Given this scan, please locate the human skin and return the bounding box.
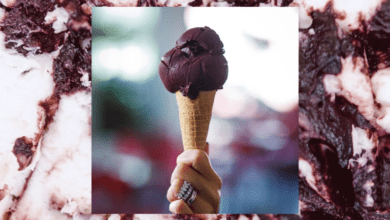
[167,143,222,214]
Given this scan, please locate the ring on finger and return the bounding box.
[177,180,197,206]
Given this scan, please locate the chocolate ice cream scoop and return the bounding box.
[158,26,228,100]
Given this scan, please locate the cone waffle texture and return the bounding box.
[176,90,216,151]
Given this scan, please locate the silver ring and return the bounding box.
[187,188,197,205]
[177,180,197,206]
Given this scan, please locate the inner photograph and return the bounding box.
[91,7,298,214]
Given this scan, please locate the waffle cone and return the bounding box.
[176,90,216,151]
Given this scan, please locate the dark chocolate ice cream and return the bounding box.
[298,1,390,219]
[158,26,228,100]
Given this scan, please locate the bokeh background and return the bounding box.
[92,7,299,214]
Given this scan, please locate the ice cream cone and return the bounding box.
[175,90,216,151]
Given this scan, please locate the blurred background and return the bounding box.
[92,7,298,214]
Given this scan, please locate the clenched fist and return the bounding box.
[167,144,222,214]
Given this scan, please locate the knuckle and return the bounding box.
[172,163,187,181]
[167,182,178,202]
[172,178,181,187]
[170,179,181,200]
[166,189,172,202]
[176,162,188,175]
[176,151,186,164]
[169,201,178,213]
[176,200,188,213]
[170,200,185,214]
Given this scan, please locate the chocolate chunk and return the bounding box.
[227,0,269,7]
[49,194,66,211]
[0,0,65,55]
[366,0,390,72]
[12,137,34,170]
[298,1,390,219]
[309,139,355,207]
[120,214,134,220]
[280,0,293,7]
[53,29,91,96]
[137,0,159,6]
[299,5,342,93]
[174,214,205,220]
[188,0,203,6]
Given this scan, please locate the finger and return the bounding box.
[176,149,222,188]
[167,179,217,213]
[189,193,216,214]
[170,163,220,208]
[169,199,193,214]
[167,178,183,202]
